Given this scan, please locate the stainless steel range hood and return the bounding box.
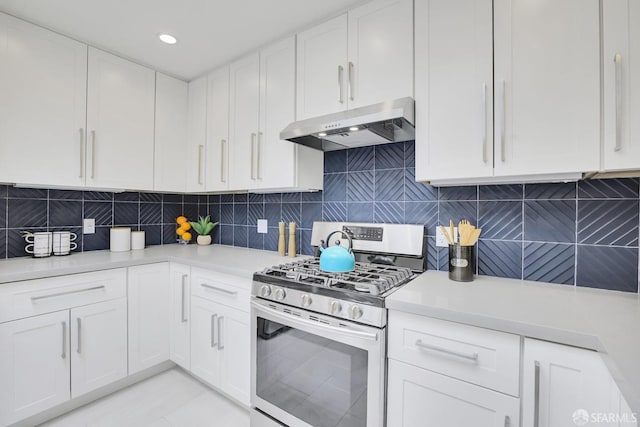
[280,97,415,151]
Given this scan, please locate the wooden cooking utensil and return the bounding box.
[439,226,453,245]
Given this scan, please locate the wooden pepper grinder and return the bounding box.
[278,222,286,256]
[288,222,297,257]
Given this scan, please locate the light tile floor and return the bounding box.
[39,368,250,427]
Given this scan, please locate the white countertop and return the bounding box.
[0,244,305,284]
[386,271,640,414]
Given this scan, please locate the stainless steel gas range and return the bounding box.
[250,222,426,427]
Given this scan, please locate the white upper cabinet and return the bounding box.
[347,0,414,109]
[186,76,208,192]
[228,52,261,190]
[297,0,413,119]
[86,47,156,190]
[414,0,493,182]
[154,73,188,193]
[296,14,348,120]
[0,12,87,188]
[603,0,640,171]
[206,66,231,191]
[493,0,600,176]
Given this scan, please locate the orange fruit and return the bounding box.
[176,216,187,225]
[180,222,191,231]
[182,232,192,241]
[176,228,185,236]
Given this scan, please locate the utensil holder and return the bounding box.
[448,244,475,282]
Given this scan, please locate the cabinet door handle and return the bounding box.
[220,139,227,183]
[500,80,506,162]
[61,321,67,359]
[201,283,238,295]
[348,62,354,102]
[257,132,263,180]
[210,314,217,348]
[217,316,224,350]
[31,285,106,301]
[250,133,257,180]
[338,65,344,104]
[76,317,82,354]
[415,339,479,363]
[90,130,96,179]
[198,144,204,185]
[614,53,622,152]
[481,83,487,163]
[79,129,84,178]
[181,274,188,323]
[534,360,541,427]
[504,415,510,427]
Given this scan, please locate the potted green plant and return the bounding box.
[189,215,219,246]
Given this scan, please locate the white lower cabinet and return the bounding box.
[169,263,191,370]
[0,310,71,426]
[387,359,519,427]
[128,263,170,375]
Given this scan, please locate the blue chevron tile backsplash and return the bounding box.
[1,141,639,293]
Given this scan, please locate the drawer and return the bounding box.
[190,267,250,312]
[388,311,521,396]
[0,269,127,323]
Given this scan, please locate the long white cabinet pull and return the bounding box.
[181,274,188,323]
[614,53,622,152]
[197,144,204,185]
[76,317,82,354]
[500,80,506,162]
[481,83,487,163]
[201,283,238,296]
[338,65,344,104]
[414,339,479,363]
[534,360,541,427]
[348,62,354,102]
[79,128,84,178]
[31,285,106,302]
[504,415,510,427]
[61,321,67,359]
[90,130,96,179]
[221,139,227,183]
[257,132,263,180]
[250,133,257,180]
[210,314,217,348]
[217,316,224,350]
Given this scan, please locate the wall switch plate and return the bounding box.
[257,219,268,234]
[435,226,457,247]
[83,218,95,234]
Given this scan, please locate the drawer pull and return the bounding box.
[61,321,67,359]
[76,317,82,354]
[201,283,238,296]
[31,285,106,302]
[181,274,188,323]
[211,314,217,348]
[534,361,541,427]
[504,415,510,427]
[415,339,479,363]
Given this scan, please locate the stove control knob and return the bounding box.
[301,294,312,307]
[349,304,364,320]
[259,285,272,298]
[329,300,342,315]
[274,288,286,301]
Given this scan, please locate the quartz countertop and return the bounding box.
[386,271,640,414]
[0,244,306,284]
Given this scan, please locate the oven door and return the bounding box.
[251,298,385,427]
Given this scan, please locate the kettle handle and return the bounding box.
[325,230,353,252]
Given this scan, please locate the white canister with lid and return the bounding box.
[131,231,145,250]
[110,227,131,252]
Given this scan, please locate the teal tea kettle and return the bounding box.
[319,230,356,273]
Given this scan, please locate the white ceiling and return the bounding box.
[0,0,365,81]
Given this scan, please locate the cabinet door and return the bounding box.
[0,311,70,426]
[493,0,600,176]
[0,12,87,188]
[387,359,519,427]
[206,66,230,191]
[603,0,640,171]
[187,76,208,192]
[86,47,155,190]
[522,339,616,427]
[70,299,127,398]
[127,263,170,375]
[229,53,260,190]
[296,14,348,120]
[414,0,493,181]
[154,73,188,193]
[347,0,414,109]
[169,263,191,370]
[190,296,222,387]
[258,36,297,189]
[218,303,250,406]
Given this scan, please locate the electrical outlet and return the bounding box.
[435,226,457,247]
[257,219,268,234]
[83,218,95,234]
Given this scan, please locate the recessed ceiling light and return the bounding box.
[349,127,359,131]
[318,132,327,137]
[158,34,177,45]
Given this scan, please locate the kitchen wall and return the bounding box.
[1,141,638,293]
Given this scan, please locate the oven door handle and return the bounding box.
[252,301,379,342]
